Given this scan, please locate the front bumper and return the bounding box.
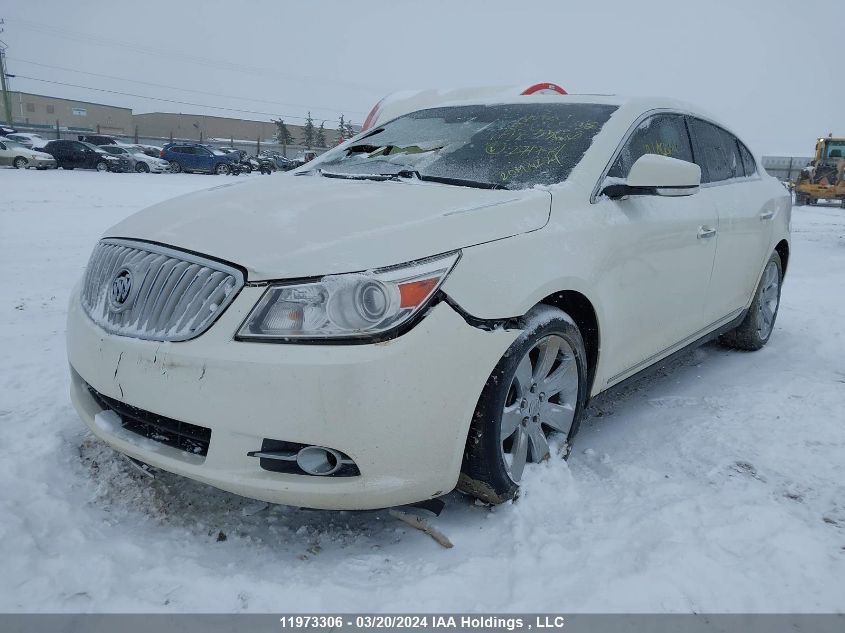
[67,285,518,509]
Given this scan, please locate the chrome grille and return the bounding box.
[80,238,244,342]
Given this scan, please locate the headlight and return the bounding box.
[237,251,460,341]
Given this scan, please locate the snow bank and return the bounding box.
[0,171,843,612]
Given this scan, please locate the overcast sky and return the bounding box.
[1,0,839,155]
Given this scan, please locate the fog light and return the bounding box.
[296,446,343,476]
[247,439,360,477]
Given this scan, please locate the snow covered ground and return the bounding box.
[1,169,843,613]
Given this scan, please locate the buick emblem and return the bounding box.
[108,268,134,312]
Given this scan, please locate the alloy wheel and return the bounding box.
[756,260,780,339]
[501,335,579,482]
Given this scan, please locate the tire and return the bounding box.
[459,306,588,504]
[135,162,150,173]
[13,157,28,169]
[95,161,109,172]
[169,161,182,174]
[719,253,783,351]
[241,163,252,174]
[214,162,231,175]
[61,164,74,170]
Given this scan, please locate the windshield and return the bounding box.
[3,139,28,150]
[308,102,617,189]
[81,142,106,153]
[823,140,845,160]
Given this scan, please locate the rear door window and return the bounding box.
[738,142,757,176]
[717,128,744,179]
[688,118,733,183]
[607,114,694,178]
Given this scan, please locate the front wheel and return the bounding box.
[95,161,109,172]
[719,253,783,351]
[459,306,588,504]
[13,157,28,169]
[214,163,231,175]
[135,162,150,173]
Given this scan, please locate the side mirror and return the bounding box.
[603,154,701,199]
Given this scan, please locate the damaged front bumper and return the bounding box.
[66,283,518,510]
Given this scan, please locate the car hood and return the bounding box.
[103,175,551,280]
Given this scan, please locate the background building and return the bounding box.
[3,91,348,150]
[5,91,133,134]
[131,112,339,146]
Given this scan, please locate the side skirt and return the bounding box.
[590,309,747,406]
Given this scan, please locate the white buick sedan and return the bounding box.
[67,94,791,509]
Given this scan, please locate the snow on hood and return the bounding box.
[103,174,551,280]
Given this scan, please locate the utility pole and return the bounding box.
[0,19,14,127]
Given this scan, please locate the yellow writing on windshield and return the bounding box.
[483,115,599,182]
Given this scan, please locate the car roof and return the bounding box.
[409,93,701,114]
[369,93,742,147]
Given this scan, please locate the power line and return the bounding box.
[12,74,321,122]
[7,57,364,118]
[5,16,379,94]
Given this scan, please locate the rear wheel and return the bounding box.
[719,253,782,351]
[13,157,28,169]
[169,161,182,174]
[459,306,588,504]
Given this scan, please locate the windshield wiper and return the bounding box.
[395,170,508,190]
[305,168,508,190]
[314,170,396,182]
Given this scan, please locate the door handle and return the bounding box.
[697,226,717,239]
[759,209,775,221]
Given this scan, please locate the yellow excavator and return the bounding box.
[794,134,845,207]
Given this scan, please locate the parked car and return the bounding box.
[5,132,48,149]
[66,95,790,510]
[0,138,57,169]
[42,140,128,172]
[291,150,318,167]
[160,143,239,174]
[134,144,164,158]
[261,152,297,171]
[79,134,119,146]
[99,145,170,173]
